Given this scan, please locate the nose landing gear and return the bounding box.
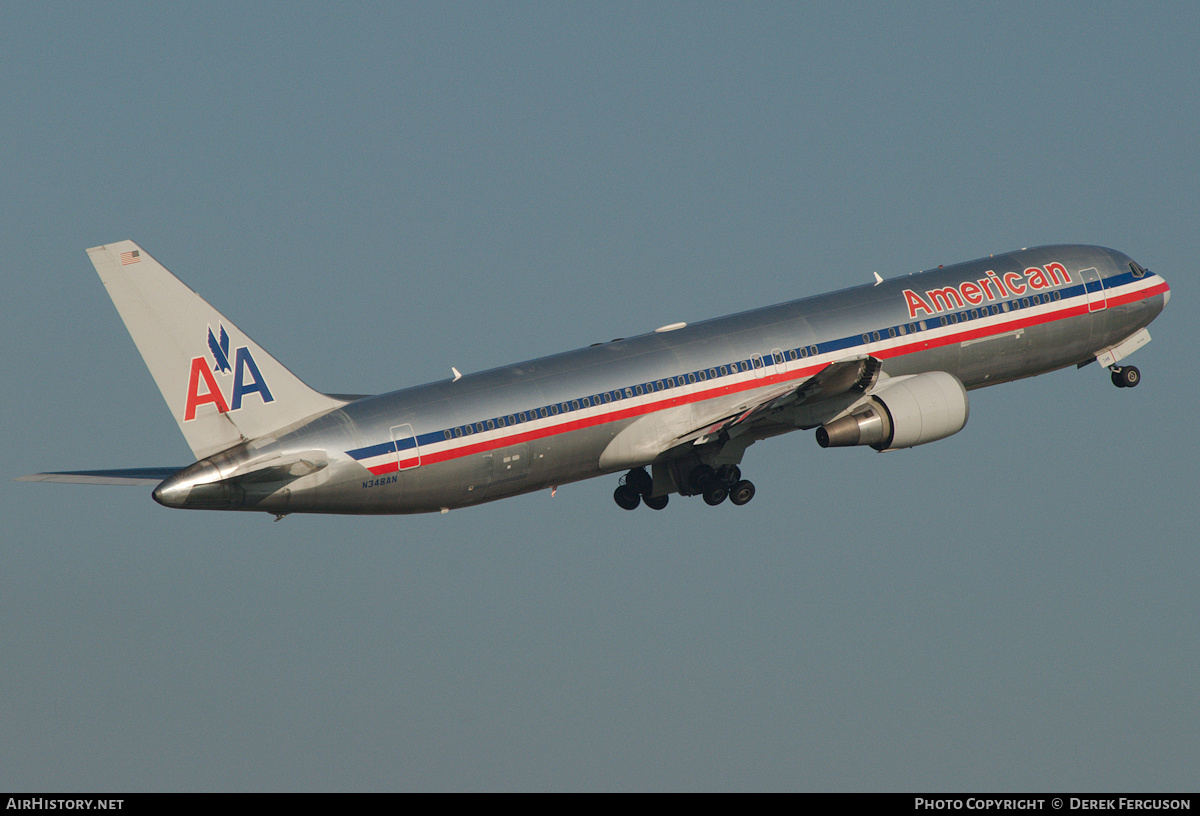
[1110,365,1141,388]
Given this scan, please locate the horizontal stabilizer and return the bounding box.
[16,467,184,486]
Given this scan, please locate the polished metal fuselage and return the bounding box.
[169,244,1168,515]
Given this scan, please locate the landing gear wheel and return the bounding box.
[729,480,756,506]
[1111,365,1140,388]
[614,484,641,510]
[643,494,669,510]
[702,482,728,506]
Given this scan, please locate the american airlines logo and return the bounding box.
[902,262,1072,320]
[182,324,274,421]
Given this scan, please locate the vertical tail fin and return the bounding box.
[87,241,346,460]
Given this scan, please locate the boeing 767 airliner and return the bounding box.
[20,241,1169,515]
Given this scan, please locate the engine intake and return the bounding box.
[816,371,969,451]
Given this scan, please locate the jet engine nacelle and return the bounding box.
[815,371,969,451]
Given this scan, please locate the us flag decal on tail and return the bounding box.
[120,249,141,265]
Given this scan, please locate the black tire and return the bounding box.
[643,494,669,510]
[702,483,728,506]
[614,484,641,510]
[729,480,756,506]
[1121,366,1140,388]
[1112,369,1126,388]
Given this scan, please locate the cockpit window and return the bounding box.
[1130,261,1147,278]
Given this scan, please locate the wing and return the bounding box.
[672,355,882,447]
[16,467,184,486]
[598,355,882,471]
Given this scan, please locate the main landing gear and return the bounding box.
[613,465,756,510]
[614,467,663,510]
[690,464,756,507]
[1110,365,1141,389]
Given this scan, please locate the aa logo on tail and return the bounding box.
[183,324,274,421]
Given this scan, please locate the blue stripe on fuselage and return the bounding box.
[345,260,1156,466]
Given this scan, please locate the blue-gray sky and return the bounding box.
[2,1,1197,791]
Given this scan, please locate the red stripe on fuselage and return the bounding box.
[362,280,1168,476]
